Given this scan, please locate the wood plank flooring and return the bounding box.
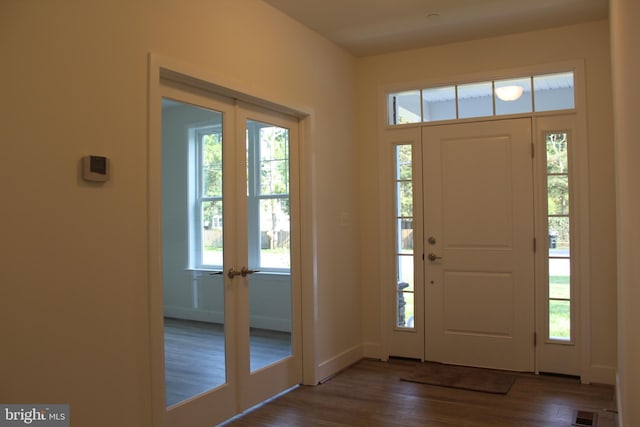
[222,358,617,427]
[164,317,291,406]
[164,318,226,406]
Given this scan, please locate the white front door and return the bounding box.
[155,80,301,426]
[422,118,535,371]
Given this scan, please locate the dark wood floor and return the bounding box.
[164,318,291,406]
[222,358,617,427]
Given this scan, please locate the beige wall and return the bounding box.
[0,2,153,426]
[0,1,359,426]
[356,20,617,382]
[0,0,625,424]
[610,0,640,425]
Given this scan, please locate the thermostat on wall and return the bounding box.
[83,155,110,182]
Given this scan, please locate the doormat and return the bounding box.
[401,362,515,394]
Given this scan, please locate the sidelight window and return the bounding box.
[394,144,415,329]
[545,131,572,341]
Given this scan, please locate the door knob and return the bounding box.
[227,267,260,278]
[228,268,242,279]
[427,253,443,261]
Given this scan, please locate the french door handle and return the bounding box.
[227,267,260,278]
[228,268,242,279]
[241,267,260,277]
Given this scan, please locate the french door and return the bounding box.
[155,79,301,426]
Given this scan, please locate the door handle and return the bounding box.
[241,267,260,277]
[427,253,443,261]
[228,268,242,279]
[227,267,260,278]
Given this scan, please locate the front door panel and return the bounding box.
[423,118,535,371]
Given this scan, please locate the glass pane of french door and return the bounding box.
[245,119,293,372]
[162,98,227,406]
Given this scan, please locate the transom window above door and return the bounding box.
[388,71,574,125]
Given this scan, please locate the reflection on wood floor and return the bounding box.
[222,358,618,427]
[164,317,291,406]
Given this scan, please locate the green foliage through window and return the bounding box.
[394,144,415,329]
[546,132,571,342]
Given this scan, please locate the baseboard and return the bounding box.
[586,364,617,385]
[164,306,223,323]
[249,314,291,332]
[316,344,363,383]
[163,307,291,331]
[616,373,624,427]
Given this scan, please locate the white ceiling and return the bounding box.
[262,0,609,56]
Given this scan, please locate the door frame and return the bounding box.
[147,53,315,426]
[378,60,592,382]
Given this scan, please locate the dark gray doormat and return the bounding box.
[401,362,516,394]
